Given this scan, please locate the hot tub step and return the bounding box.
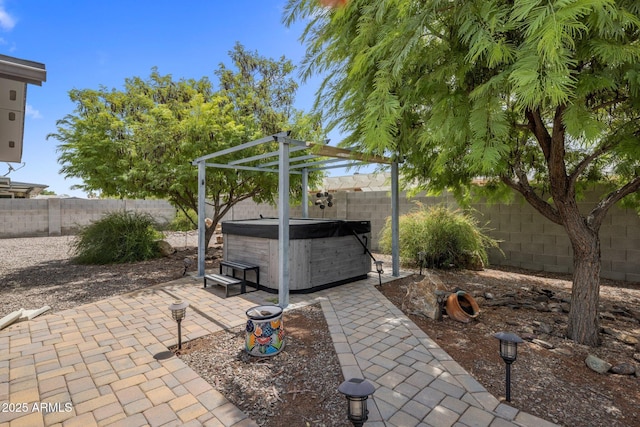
[204,273,242,298]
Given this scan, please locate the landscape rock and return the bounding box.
[547,303,563,312]
[533,321,553,334]
[610,363,635,376]
[157,240,175,256]
[601,312,616,321]
[532,338,554,349]
[633,353,640,363]
[551,347,573,357]
[585,354,612,374]
[403,272,448,320]
[602,327,639,346]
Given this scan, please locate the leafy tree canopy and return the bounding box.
[49,43,324,247]
[286,0,640,346]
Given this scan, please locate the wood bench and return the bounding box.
[203,273,243,298]
[219,260,260,294]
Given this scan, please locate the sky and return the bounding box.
[1,0,363,197]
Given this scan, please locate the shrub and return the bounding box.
[168,208,197,231]
[72,210,163,264]
[378,204,500,269]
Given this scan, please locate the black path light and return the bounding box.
[374,260,384,286]
[493,331,524,402]
[418,251,426,275]
[169,300,189,350]
[338,378,375,427]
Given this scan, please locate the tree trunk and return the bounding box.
[204,222,216,253]
[566,225,602,346]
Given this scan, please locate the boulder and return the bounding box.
[157,240,175,256]
[585,354,612,374]
[610,363,635,376]
[403,271,449,320]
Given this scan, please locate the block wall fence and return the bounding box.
[226,190,640,282]
[1,190,638,281]
[0,198,176,238]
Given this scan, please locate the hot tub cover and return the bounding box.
[222,218,371,239]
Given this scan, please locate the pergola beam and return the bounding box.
[194,132,400,309]
[306,142,392,164]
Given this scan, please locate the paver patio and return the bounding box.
[0,273,557,426]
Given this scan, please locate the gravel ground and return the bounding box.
[0,233,347,426]
[0,231,206,315]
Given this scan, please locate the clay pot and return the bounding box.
[446,291,480,323]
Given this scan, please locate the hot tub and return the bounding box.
[222,218,372,293]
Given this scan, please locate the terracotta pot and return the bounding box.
[446,291,480,323]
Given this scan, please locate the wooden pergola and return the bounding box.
[192,131,401,308]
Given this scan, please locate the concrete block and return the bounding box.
[544,263,570,274]
[510,251,533,263]
[521,242,544,255]
[535,254,558,266]
[612,260,640,275]
[601,249,627,263]
[543,243,570,257]
[519,261,544,271]
[601,224,627,238]
[601,270,626,281]
[625,249,640,265]
[624,272,640,282]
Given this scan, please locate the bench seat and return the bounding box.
[204,273,242,297]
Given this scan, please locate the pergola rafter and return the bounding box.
[192,131,401,308]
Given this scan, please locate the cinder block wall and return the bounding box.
[0,199,49,237]
[2,191,638,281]
[225,190,639,282]
[0,198,176,238]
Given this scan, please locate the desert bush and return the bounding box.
[72,210,163,264]
[169,208,197,231]
[378,204,500,269]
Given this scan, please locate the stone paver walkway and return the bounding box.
[0,273,557,426]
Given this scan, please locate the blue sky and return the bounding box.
[1,0,357,197]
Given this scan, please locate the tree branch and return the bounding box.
[568,141,614,193]
[501,175,562,225]
[549,105,569,197]
[589,95,628,113]
[526,108,552,160]
[589,176,640,229]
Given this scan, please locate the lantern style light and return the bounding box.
[374,260,384,286]
[169,300,189,350]
[338,378,375,427]
[418,251,426,275]
[493,331,523,402]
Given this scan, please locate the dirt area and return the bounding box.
[175,304,349,427]
[377,268,640,427]
[1,234,639,426]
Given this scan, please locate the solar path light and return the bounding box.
[338,378,375,427]
[493,331,524,402]
[169,300,189,350]
[374,260,384,286]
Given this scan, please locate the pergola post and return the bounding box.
[391,161,400,277]
[278,136,290,308]
[302,167,309,219]
[197,161,206,277]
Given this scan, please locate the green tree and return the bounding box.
[286,0,640,346]
[49,43,324,250]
